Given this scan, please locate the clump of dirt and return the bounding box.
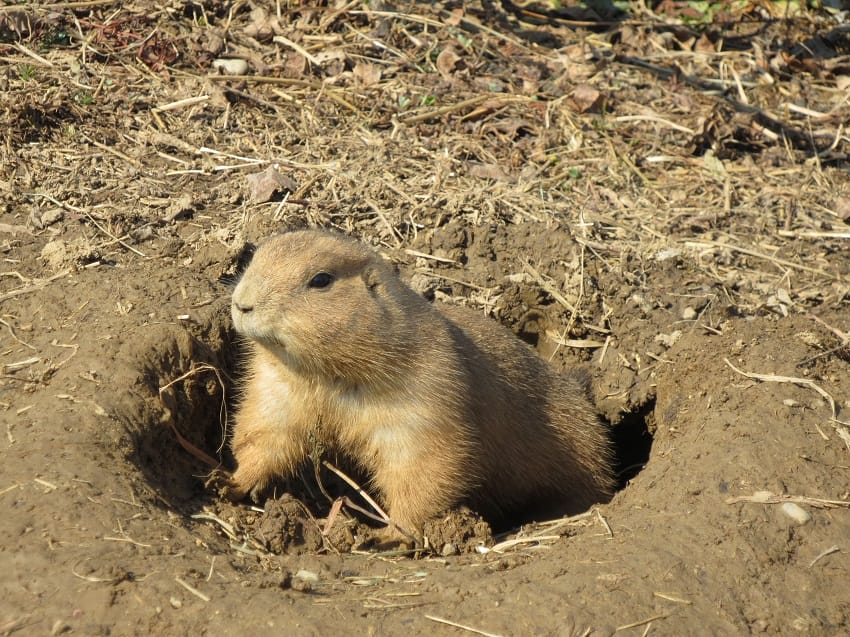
[423,508,494,556]
[255,494,366,555]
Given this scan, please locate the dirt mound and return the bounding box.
[2,0,849,634]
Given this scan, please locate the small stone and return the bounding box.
[655,330,682,348]
[212,58,249,75]
[681,307,697,321]
[293,569,319,583]
[169,597,182,609]
[781,502,811,525]
[441,542,459,557]
[40,240,68,270]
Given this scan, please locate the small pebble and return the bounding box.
[212,58,249,75]
[170,597,182,609]
[292,569,318,593]
[681,306,697,321]
[781,502,811,525]
[441,542,459,557]
[293,569,319,583]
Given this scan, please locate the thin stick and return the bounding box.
[397,95,494,125]
[425,615,504,637]
[726,492,850,509]
[159,363,228,456]
[405,249,457,264]
[615,613,669,632]
[103,535,152,548]
[13,43,54,67]
[685,240,837,280]
[81,135,142,170]
[152,95,210,113]
[0,269,71,303]
[808,546,840,568]
[416,270,492,292]
[0,484,22,497]
[25,0,118,8]
[0,318,37,351]
[524,262,577,313]
[321,460,414,542]
[614,115,695,135]
[321,460,389,521]
[175,576,210,602]
[653,592,692,605]
[723,358,845,425]
[273,35,322,66]
[487,535,560,553]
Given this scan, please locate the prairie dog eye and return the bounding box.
[308,272,334,289]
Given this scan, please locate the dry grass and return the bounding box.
[1,1,846,332]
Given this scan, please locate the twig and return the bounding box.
[0,318,37,351]
[321,460,415,542]
[808,546,840,568]
[653,592,692,605]
[685,240,838,280]
[524,262,577,313]
[159,363,228,457]
[723,358,846,425]
[273,35,322,66]
[397,95,494,125]
[12,43,53,67]
[405,249,457,264]
[614,54,822,152]
[152,95,210,113]
[425,615,504,637]
[614,115,695,135]
[615,613,669,632]
[26,0,119,8]
[191,512,238,540]
[486,535,560,553]
[175,576,210,602]
[726,491,850,509]
[0,269,71,303]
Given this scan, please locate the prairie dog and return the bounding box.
[226,229,615,538]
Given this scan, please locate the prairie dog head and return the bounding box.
[232,230,420,383]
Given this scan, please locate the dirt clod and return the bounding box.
[423,507,494,555]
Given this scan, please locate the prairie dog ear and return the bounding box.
[362,265,381,290]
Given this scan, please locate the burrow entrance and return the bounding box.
[124,312,654,556]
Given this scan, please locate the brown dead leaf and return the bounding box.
[314,48,346,77]
[834,196,850,223]
[164,193,194,222]
[436,47,462,78]
[694,33,716,53]
[244,6,282,42]
[283,53,308,78]
[467,162,514,182]
[567,83,604,114]
[247,165,298,204]
[444,8,464,26]
[353,62,382,87]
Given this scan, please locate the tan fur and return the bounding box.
[226,229,615,538]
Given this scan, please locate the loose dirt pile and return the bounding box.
[1,1,848,635]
